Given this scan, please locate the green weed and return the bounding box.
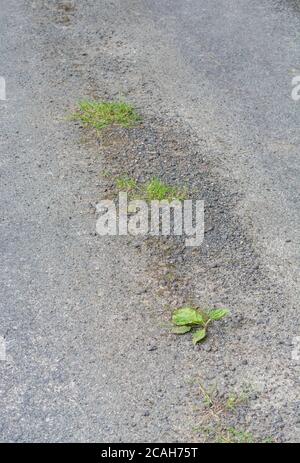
[115,176,137,192]
[171,306,229,345]
[114,176,188,202]
[72,101,141,130]
[145,178,187,201]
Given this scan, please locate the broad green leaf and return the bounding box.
[172,307,204,326]
[192,328,207,345]
[171,325,192,335]
[208,309,229,321]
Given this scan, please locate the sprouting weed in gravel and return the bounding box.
[198,382,215,408]
[171,306,229,345]
[101,170,114,179]
[225,392,248,411]
[194,380,272,443]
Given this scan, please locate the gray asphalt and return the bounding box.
[144,0,300,307]
[0,0,299,443]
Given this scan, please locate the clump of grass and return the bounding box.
[114,176,188,202]
[193,379,273,443]
[197,424,272,444]
[116,176,137,193]
[145,178,187,201]
[219,427,274,443]
[72,101,141,130]
[193,383,274,444]
[218,427,255,444]
[198,382,248,413]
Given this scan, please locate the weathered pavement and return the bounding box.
[0,0,299,442]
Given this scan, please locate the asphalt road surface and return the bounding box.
[0,0,299,442]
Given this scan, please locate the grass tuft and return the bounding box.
[218,427,255,444]
[72,101,141,130]
[145,178,187,202]
[115,176,137,192]
[114,176,188,202]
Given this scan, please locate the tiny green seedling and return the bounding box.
[225,391,248,411]
[72,101,141,131]
[101,170,113,179]
[171,306,229,345]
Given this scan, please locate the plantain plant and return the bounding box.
[171,306,229,345]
